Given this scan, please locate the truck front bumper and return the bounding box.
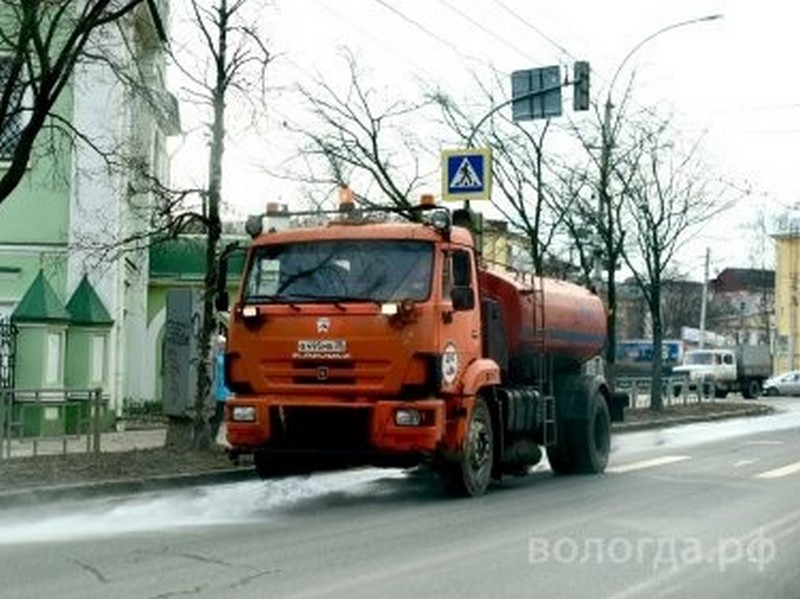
[226,397,447,456]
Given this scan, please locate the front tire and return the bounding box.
[443,397,494,497]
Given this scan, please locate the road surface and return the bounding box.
[2,398,800,599]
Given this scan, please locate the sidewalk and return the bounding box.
[0,425,252,507]
[1,427,167,459]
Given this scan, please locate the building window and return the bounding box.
[91,335,106,384]
[0,56,23,161]
[45,331,63,386]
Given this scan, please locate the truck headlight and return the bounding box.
[395,408,422,427]
[231,406,256,422]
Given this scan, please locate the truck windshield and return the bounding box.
[243,240,434,303]
[684,352,714,365]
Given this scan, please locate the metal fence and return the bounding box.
[0,317,17,390]
[0,388,108,460]
[616,375,713,409]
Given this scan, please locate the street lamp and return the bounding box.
[595,14,722,381]
[595,13,723,285]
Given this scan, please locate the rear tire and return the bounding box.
[742,379,761,400]
[442,397,494,497]
[546,439,573,474]
[572,392,611,473]
[547,391,610,475]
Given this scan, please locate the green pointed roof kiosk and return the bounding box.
[65,275,114,435]
[10,271,71,437]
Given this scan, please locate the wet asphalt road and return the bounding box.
[2,398,800,599]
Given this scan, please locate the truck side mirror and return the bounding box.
[215,290,230,312]
[451,285,475,311]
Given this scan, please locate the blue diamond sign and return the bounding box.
[441,148,492,202]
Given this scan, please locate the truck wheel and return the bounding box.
[545,439,574,474]
[742,379,761,400]
[547,390,610,475]
[571,391,611,474]
[443,397,494,497]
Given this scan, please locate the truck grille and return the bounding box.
[291,359,356,385]
[259,358,391,388]
[269,406,372,451]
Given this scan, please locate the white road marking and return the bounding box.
[607,455,691,473]
[734,459,758,468]
[743,440,784,446]
[755,460,800,479]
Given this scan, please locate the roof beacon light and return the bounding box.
[263,202,290,233]
[266,202,284,215]
[339,186,355,212]
[419,193,436,208]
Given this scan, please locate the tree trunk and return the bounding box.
[189,0,228,451]
[650,282,665,412]
[165,417,195,452]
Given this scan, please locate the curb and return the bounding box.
[0,467,258,509]
[613,404,774,433]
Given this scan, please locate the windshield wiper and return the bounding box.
[245,293,382,308]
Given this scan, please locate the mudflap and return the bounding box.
[609,390,629,422]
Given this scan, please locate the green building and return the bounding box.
[0,1,179,422]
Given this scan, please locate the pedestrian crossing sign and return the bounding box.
[441,148,492,201]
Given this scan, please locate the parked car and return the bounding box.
[763,370,800,396]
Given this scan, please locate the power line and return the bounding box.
[370,0,466,58]
[433,0,539,65]
[370,0,511,77]
[490,0,575,60]
[311,0,442,83]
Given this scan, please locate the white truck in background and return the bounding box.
[672,346,772,399]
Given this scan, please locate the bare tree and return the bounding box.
[0,0,157,206]
[618,117,733,410]
[660,277,703,339]
[285,52,435,216]
[563,91,645,382]
[164,0,272,450]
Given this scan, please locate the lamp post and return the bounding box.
[595,14,722,379]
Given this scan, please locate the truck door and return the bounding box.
[438,247,481,393]
[720,351,737,382]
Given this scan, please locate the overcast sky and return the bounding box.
[170,0,800,277]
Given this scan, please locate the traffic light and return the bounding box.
[573,61,590,111]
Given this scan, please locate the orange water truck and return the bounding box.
[216,193,627,496]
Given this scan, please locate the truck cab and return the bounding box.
[673,347,770,399]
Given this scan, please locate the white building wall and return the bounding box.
[67,7,170,410]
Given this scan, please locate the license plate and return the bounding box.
[297,339,347,353]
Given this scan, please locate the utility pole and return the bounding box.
[699,247,710,348]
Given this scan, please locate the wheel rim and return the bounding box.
[468,417,491,472]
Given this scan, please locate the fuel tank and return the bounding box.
[478,269,606,370]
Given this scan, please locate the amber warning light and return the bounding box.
[339,186,355,212]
